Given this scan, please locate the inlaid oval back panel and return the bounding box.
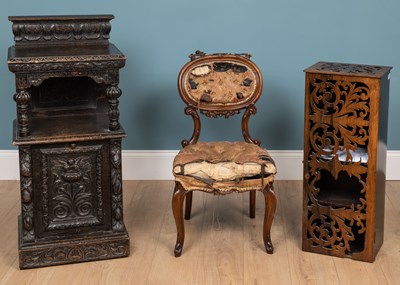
[178,53,263,112]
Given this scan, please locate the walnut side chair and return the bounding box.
[172,51,277,257]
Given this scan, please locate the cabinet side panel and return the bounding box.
[374,73,390,256]
[302,72,313,251]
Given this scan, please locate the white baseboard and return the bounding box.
[1,150,400,180]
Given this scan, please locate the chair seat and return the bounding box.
[173,141,276,192]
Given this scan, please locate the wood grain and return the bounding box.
[0,180,399,285]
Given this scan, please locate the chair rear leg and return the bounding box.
[249,191,256,218]
[185,191,193,220]
[172,182,187,257]
[261,183,277,254]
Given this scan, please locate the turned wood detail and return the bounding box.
[14,89,31,137]
[106,84,122,131]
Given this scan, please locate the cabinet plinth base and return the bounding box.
[18,220,130,269]
[301,243,376,263]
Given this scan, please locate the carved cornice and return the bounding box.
[8,54,126,64]
[9,15,114,47]
[15,69,120,89]
[8,56,126,73]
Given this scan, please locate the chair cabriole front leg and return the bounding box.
[172,182,188,257]
[261,183,277,254]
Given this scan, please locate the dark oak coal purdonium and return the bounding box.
[302,62,392,262]
[8,15,130,269]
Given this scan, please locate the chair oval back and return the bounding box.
[178,52,263,116]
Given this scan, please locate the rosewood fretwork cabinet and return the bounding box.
[302,62,392,262]
[7,15,130,269]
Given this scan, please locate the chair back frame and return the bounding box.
[177,51,264,147]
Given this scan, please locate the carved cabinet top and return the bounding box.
[305,61,392,78]
[9,15,114,47]
[7,15,126,73]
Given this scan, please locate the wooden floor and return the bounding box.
[0,180,399,285]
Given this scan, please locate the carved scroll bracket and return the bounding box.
[181,106,201,147]
[242,105,261,146]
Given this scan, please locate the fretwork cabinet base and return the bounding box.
[302,62,392,262]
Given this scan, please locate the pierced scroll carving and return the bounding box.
[200,109,241,118]
[308,79,370,161]
[304,78,370,255]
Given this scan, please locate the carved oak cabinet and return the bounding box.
[302,62,392,262]
[7,15,130,269]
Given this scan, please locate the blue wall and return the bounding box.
[1,0,399,150]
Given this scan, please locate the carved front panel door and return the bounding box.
[32,141,111,239]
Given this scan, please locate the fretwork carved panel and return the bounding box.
[302,62,392,262]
